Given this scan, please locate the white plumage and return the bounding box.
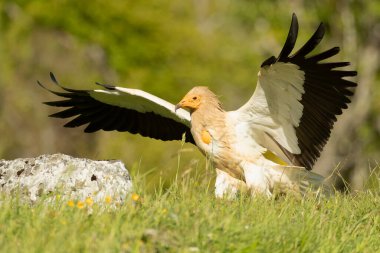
[237,62,305,155]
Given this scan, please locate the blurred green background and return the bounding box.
[1,0,379,191]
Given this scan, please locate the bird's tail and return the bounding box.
[270,166,333,197]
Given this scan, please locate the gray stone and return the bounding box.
[0,154,132,205]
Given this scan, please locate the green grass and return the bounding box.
[0,172,379,253]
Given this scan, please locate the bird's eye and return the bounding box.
[192,96,197,100]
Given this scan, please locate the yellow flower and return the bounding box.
[67,200,75,207]
[77,201,85,209]
[162,208,168,215]
[85,197,94,206]
[105,196,112,204]
[131,193,140,202]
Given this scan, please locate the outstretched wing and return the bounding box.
[38,73,195,144]
[236,13,357,170]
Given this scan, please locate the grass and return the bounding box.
[0,171,379,253]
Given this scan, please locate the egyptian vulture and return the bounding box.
[38,14,357,197]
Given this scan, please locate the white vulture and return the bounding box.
[38,14,357,198]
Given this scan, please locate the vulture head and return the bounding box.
[175,86,222,113]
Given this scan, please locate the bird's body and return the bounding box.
[38,14,357,198]
[180,88,243,179]
[178,86,325,197]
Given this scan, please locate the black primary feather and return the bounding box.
[261,13,357,170]
[38,74,195,144]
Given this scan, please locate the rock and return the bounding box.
[0,154,132,205]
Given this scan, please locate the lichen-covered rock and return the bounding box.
[0,154,132,205]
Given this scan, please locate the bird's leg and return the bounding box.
[214,168,248,199]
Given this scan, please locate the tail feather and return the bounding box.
[270,166,333,197]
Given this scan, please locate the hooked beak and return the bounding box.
[175,102,183,112]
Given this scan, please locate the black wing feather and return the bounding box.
[38,75,195,144]
[277,13,299,62]
[262,13,357,170]
[292,22,325,59]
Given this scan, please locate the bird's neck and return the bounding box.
[190,103,226,128]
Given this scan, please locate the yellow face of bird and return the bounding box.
[175,87,204,112]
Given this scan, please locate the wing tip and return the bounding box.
[277,13,299,61]
[49,72,58,85]
[291,21,326,59]
[37,80,47,90]
[260,14,299,67]
[37,72,63,91]
[291,13,298,26]
[307,46,341,62]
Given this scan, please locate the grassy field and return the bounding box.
[0,172,379,253]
